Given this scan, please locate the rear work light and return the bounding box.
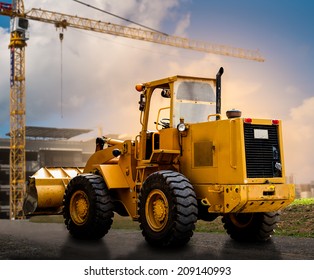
[244,118,252,124]
[272,119,280,125]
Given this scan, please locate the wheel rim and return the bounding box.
[229,213,254,228]
[69,190,89,225]
[145,189,169,232]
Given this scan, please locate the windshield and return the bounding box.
[173,80,216,126]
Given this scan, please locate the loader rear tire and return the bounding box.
[222,212,280,242]
[139,170,198,247]
[63,174,114,240]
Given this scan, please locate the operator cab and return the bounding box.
[136,73,219,162]
[173,78,216,126]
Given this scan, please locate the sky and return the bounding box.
[0,0,314,184]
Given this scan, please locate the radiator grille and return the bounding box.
[244,124,281,178]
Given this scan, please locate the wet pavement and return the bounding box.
[0,219,314,260]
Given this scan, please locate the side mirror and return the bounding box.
[161,89,171,98]
[139,93,145,111]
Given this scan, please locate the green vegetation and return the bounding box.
[275,198,314,238]
[291,198,314,206]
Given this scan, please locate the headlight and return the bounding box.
[177,123,186,132]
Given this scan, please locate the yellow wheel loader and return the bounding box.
[23,67,295,246]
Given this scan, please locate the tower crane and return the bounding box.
[0,0,264,219]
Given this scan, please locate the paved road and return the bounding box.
[0,219,313,260]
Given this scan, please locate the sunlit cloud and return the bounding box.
[283,97,314,183]
[1,0,313,184]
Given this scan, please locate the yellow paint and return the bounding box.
[99,165,129,189]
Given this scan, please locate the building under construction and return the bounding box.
[0,126,96,219]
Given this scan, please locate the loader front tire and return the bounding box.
[63,174,114,240]
[222,212,280,242]
[139,170,198,247]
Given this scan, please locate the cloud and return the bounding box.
[3,0,290,139]
[290,97,314,125]
[0,27,10,129]
[223,78,262,117]
[174,13,191,37]
[284,97,314,183]
[1,1,312,184]
[11,0,191,137]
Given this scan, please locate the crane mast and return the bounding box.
[9,0,27,219]
[0,1,264,220]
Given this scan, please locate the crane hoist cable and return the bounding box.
[72,0,168,36]
[59,32,64,118]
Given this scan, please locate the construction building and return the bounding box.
[0,126,97,219]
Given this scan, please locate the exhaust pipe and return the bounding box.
[216,67,224,118]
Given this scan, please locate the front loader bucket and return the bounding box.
[23,167,83,215]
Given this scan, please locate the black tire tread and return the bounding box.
[222,211,280,242]
[139,170,198,247]
[63,174,114,240]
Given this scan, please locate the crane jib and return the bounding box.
[0,5,265,61]
[20,8,264,62]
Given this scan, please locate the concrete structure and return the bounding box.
[0,126,98,219]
